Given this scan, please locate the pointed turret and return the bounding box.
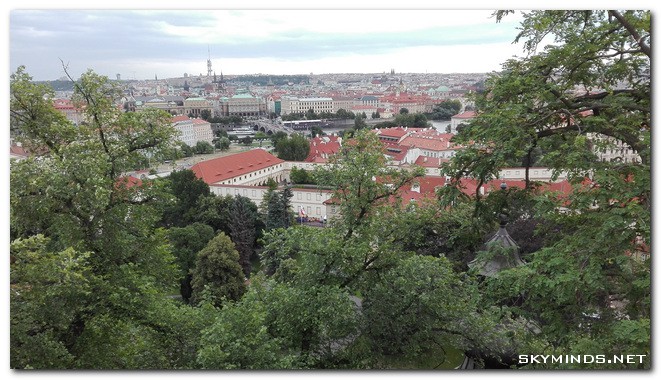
[469,184,525,277]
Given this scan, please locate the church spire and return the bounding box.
[207,45,213,77]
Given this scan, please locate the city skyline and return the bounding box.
[10,8,529,81]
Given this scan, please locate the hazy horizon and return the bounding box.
[10,9,525,81]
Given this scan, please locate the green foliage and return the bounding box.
[160,169,210,227]
[309,125,324,137]
[10,235,91,368]
[215,136,230,150]
[190,232,247,307]
[167,223,215,301]
[264,281,361,366]
[260,186,294,231]
[229,195,258,277]
[353,114,368,130]
[372,120,397,129]
[269,130,288,146]
[274,133,310,161]
[386,202,490,270]
[193,194,233,233]
[313,129,424,239]
[199,109,212,121]
[429,100,462,120]
[282,109,354,121]
[178,142,195,157]
[10,67,199,369]
[445,11,650,196]
[194,140,214,154]
[290,166,315,185]
[440,10,652,367]
[393,112,430,128]
[197,286,297,369]
[362,255,487,358]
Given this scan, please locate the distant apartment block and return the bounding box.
[171,115,214,147]
[280,97,334,115]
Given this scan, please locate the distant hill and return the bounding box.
[32,80,77,92]
[228,74,310,86]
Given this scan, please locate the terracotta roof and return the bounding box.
[10,144,29,158]
[172,115,190,123]
[351,105,378,110]
[191,118,211,125]
[306,136,341,162]
[452,110,477,119]
[414,156,448,168]
[399,134,456,152]
[115,175,143,190]
[456,178,574,198]
[191,149,284,184]
[376,127,409,139]
[53,99,76,110]
[383,144,409,162]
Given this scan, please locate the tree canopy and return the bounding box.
[274,133,310,161]
[9,10,650,370]
[439,10,650,368]
[10,67,200,369]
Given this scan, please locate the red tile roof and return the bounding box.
[456,178,574,198]
[115,175,143,190]
[171,115,190,123]
[452,110,477,119]
[306,136,341,163]
[383,144,409,162]
[191,118,211,125]
[10,144,29,158]
[376,127,409,139]
[414,156,448,168]
[399,134,456,152]
[191,149,284,184]
[53,99,76,110]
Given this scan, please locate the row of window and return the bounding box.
[214,186,325,217]
[296,192,323,201]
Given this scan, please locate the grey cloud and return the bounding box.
[10,10,518,79]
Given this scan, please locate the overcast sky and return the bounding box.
[8,7,533,81]
[4,0,657,83]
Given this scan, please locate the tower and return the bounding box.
[207,46,213,77]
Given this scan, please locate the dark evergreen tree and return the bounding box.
[230,195,257,277]
[161,169,210,227]
[167,223,215,302]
